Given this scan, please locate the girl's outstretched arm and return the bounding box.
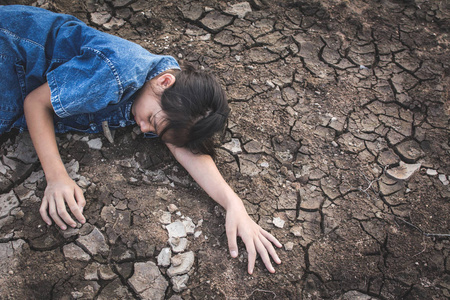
[24,83,86,230]
[167,144,282,274]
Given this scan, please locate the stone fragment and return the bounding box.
[386,162,421,181]
[426,169,438,176]
[171,274,189,292]
[273,217,285,228]
[167,204,178,213]
[439,174,449,185]
[222,138,242,155]
[77,227,110,256]
[87,138,103,150]
[200,11,233,32]
[128,261,168,300]
[179,3,203,21]
[90,12,112,26]
[224,2,252,19]
[159,211,172,224]
[395,140,424,163]
[157,248,171,267]
[167,251,195,277]
[166,221,187,238]
[63,243,91,261]
[284,242,294,251]
[0,190,19,218]
[182,218,196,235]
[169,237,188,253]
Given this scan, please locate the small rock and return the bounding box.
[167,204,178,213]
[224,2,252,19]
[169,237,188,253]
[87,138,103,150]
[426,169,438,176]
[166,221,187,238]
[222,138,242,155]
[159,211,172,224]
[386,162,421,181]
[157,248,171,267]
[182,218,196,235]
[284,242,294,251]
[272,217,285,228]
[103,17,125,30]
[167,251,195,277]
[0,191,19,218]
[439,174,449,185]
[194,231,202,238]
[171,274,189,292]
[395,140,424,163]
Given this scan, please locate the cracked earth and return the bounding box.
[0,0,449,299]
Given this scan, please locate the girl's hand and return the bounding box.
[39,175,86,230]
[225,204,282,274]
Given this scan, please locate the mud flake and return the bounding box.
[0,191,19,218]
[200,11,233,32]
[395,140,425,163]
[386,162,421,181]
[167,251,195,277]
[63,243,90,261]
[128,261,168,299]
[76,227,109,257]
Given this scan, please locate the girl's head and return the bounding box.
[159,63,229,157]
[133,63,229,157]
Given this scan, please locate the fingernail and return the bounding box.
[230,251,237,257]
[61,225,67,230]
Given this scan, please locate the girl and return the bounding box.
[0,5,281,274]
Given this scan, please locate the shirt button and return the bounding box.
[90,123,97,131]
[119,120,126,127]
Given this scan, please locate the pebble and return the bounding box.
[166,221,187,238]
[439,174,449,185]
[171,274,189,292]
[426,169,438,176]
[87,138,103,150]
[273,217,285,228]
[157,248,171,267]
[159,211,172,224]
[284,242,294,251]
[167,251,195,277]
[169,237,188,253]
[167,204,178,213]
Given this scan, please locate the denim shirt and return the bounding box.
[0,5,180,135]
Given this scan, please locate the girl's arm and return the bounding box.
[167,144,282,274]
[23,82,86,230]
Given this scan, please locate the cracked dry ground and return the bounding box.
[0,0,449,299]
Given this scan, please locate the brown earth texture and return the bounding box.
[0,0,449,299]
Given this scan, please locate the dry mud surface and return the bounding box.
[0,0,449,299]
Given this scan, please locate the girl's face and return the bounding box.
[131,91,167,135]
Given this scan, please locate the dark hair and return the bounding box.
[159,63,230,158]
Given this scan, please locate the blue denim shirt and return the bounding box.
[0,5,180,135]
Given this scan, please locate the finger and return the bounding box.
[226,224,239,258]
[48,196,67,230]
[39,196,52,225]
[74,187,86,213]
[245,241,257,275]
[72,188,86,224]
[55,196,77,228]
[260,233,281,265]
[255,238,275,273]
[261,229,282,248]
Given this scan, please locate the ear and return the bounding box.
[156,73,176,91]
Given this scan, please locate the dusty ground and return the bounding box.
[0,0,449,299]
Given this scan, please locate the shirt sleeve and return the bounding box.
[46,47,122,118]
